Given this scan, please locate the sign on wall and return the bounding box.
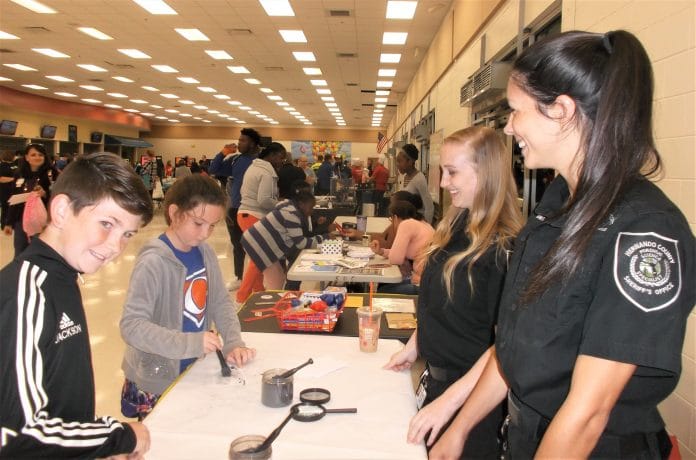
[291,140,351,161]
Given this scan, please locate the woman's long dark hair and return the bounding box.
[514,30,661,303]
[18,143,51,177]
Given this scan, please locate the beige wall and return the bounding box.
[391,0,695,456]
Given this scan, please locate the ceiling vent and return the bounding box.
[264,66,285,71]
[103,61,135,69]
[360,89,375,94]
[460,61,512,107]
[23,26,51,33]
[0,48,15,53]
[336,53,357,58]
[346,82,358,87]
[328,9,351,17]
[226,28,253,36]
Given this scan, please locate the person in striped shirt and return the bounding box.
[241,187,328,290]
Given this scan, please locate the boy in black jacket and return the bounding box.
[0,152,154,458]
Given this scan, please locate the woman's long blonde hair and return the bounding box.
[422,126,523,298]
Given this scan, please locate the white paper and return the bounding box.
[8,192,31,205]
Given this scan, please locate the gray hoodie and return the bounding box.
[120,238,245,394]
[238,158,278,218]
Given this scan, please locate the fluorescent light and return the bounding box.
[32,48,70,58]
[277,102,289,106]
[165,108,179,113]
[227,66,250,74]
[130,99,148,104]
[10,0,56,14]
[205,50,233,60]
[380,53,401,63]
[78,27,112,40]
[197,86,217,93]
[160,93,179,98]
[376,80,393,88]
[155,115,167,119]
[141,112,155,116]
[132,0,177,15]
[267,95,282,101]
[374,109,384,113]
[239,106,252,111]
[203,119,212,123]
[289,111,300,116]
[0,31,20,39]
[104,104,122,108]
[375,90,390,96]
[151,64,178,73]
[303,67,322,75]
[81,98,102,103]
[168,119,179,122]
[325,102,337,107]
[177,76,200,84]
[194,105,208,109]
[310,79,327,86]
[0,77,13,81]
[283,107,295,111]
[142,86,159,91]
[321,96,335,102]
[236,120,246,124]
[124,108,140,113]
[375,97,388,103]
[214,94,231,100]
[113,76,134,83]
[22,84,47,89]
[328,107,340,112]
[175,28,210,41]
[382,32,408,45]
[244,78,261,85]
[378,69,397,77]
[260,88,273,93]
[193,117,202,120]
[293,51,316,62]
[107,93,128,98]
[150,104,163,108]
[217,114,230,118]
[249,111,260,115]
[279,30,307,43]
[386,1,417,19]
[77,64,107,72]
[179,100,195,104]
[375,104,386,108]
[303,122,312,125]
[259,0,295,16]
[118,49,151,59]
[226,101,242,106]
[207,109,220,114]
[316,89,331,95]
[46,75,74,82]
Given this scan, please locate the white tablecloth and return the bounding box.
[287,249,402,283]
[144,332,426,459]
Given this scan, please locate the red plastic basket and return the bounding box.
[272,291,343,332]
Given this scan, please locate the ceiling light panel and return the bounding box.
[132,0,177,15]
[113,76,134,82]
[77,27,112,40]
[77,64,107,72]
[380,53,401,63]
[22,84,47,89]
[227,66,250,74]
[303,67,322,75]
[118,49,151,59]
[293,52,316,62]
[4,63,37,71]
[316,89,331,95]
[81,98,101,103]
[378,69,397,77]
[205,50,233,60]
[375,97,388,103]
[160,93,178,98]
[386,1,417,19]
[0,77,13,81]
[107,93,128,98]
[179,100,195,104]
[177,76,200,84]
[382,32,408,45]
[244,78,261,85]
[10,0,56,14]
[46,75,74,82]
[198,86,217,93]
[376,80,393,88]
[151,65,178,73]
[375,90,390,96]
[310,79,327,86]
[259,0,295,16]
[175,28,210,41]
[32,48,70,58]
[267,95,282,101]
[0,31,20,39]
[279,30,307,43]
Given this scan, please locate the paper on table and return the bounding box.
[300,253,340,261]
[344,295,364,308]
[8,192,31,205]
[299,357,348,378]
[372,297,416,313]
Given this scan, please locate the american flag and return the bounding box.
[377,131,388,153]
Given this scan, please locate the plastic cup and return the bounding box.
[229,434,272,460]
[261,369,293,407]
[357,306,382,352]
[356,215,367,232]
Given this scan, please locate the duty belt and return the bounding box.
[426,364,465,383]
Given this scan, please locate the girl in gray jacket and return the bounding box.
[120,175,255,419]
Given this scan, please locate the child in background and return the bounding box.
[242,187,328,290]
[0,152,153,458]
[120,174,255,419]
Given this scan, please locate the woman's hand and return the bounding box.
[408,395,459,445]
[202,331,222,354]
[3,225,12,236]
[370,239,382,255]
[33,186,46,198]
[383,345,417,372]
[227,347,257,366]
[428,428,467,460]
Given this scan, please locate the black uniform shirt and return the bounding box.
[417,211,507,371]
[0,238,136,457]
[496,177,695,435]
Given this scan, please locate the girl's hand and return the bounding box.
[369,239,381,255]
[383,346,416,372]
[227,347,257,367]
[408,396,458,445]
[202,331,222,354]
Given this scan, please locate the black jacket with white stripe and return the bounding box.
[0,238,135,458]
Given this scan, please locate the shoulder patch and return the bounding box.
[613,232,681,312]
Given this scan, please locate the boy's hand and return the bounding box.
[227,346,256,367]
[202,331,222,353]
[127,422,150,457]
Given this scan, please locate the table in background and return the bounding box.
[144,332,426,459]
[287,249,402,284]
[336,215,391,234]
[240,291,415,342]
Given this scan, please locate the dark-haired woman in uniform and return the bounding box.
[430,30,695,459]
[384,126,523,458]
[396,144,434,224]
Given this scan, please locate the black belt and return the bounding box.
[507,392,672,458]
[427,364,465,383]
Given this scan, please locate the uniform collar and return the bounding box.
[532,176,570,227]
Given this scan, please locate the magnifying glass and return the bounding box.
[299,388,331,405]
[291,402,357,422]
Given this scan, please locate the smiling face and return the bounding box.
[50,196,143,274]
[166,203,224,252]
[25,147,46,171]
[396,151,412,174]
[439,142,478,209]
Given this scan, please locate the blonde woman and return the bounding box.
[384,126,523,458]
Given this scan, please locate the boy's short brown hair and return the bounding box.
[50,152,154,225]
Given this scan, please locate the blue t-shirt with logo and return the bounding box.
[160,234,208,373]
